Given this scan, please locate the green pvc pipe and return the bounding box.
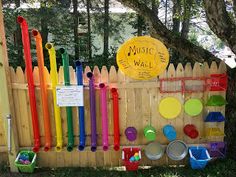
[60,48,74,152]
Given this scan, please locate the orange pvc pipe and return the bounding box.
[32,29,51,152]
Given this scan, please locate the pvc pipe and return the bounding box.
[32,30,51,152]
[6,115,11,153]
[87,72,97,152]
[111,88,120,151]
[45,43,63,152]
[17,16,40,153]
[60,48,74,152]
[75,60,86,151]
[99,83,109,151]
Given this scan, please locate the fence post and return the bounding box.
[0,0,19,172]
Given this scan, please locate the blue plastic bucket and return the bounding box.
[189,147,211,169]
[163,125,177,141]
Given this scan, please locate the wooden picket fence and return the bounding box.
[0,61,226,167]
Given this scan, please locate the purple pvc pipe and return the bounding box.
[87,72,97,152]
[99,83,109,151]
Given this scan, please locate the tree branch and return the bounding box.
[117,0,220,63]
[203,0,236,54]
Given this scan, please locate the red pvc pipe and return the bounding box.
[17,16,40,152]
[32,29,51,152]
[111,88,120,151]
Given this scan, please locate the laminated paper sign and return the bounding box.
[116,36,169,80]
[56,86,84,107]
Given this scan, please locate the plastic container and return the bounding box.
[145,142,164,160]
[184,99,203,116]
[184,124,199,139]
[15,150,37,173]
[163,125,177,141]
[205,128,224,137]
[122,147,141,171]
[166,140,188,161]
[125,127,137,142]
[209,73,227,91]
[189,147,211,169]
[205,112,225,122]
[144,125,156,141]
[208,142,226,158]
[206,95,227,106]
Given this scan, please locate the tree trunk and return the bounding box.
[151,0,159,15]
[117,0,219,63]
[203,0,236,54]
[164,0,168,26]
[181,18,190,39]
[225,69,236,159]
[172,0,180,33]
[103,0,109,62]
[172,0,181,61]
[14,0,24,67]
[86,0,92,61]
[233,0,236,18]
[181,0,192,39]
[137,14,143,36]
[40,1,49,62]
[73,0,79,59]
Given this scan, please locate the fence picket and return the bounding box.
[33,67,45,145]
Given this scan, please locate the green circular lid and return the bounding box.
[184,98,203,116]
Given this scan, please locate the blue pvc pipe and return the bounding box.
[75,60,86,151]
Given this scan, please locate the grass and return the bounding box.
[0,158,236,177]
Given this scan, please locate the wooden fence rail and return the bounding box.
[0,61,226,167]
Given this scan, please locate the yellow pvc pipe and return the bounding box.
[45,43,63,152]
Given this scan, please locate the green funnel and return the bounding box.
[206,95,227,106]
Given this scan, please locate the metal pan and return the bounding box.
[145,142,164,160]
[166,140,188,161]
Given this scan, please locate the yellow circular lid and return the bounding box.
[159,97,181,119]
[116,36,169,80]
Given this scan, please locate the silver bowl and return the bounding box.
[145,142,164,160]
[166,140,188,161]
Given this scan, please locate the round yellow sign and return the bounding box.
[116,36,169,80]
